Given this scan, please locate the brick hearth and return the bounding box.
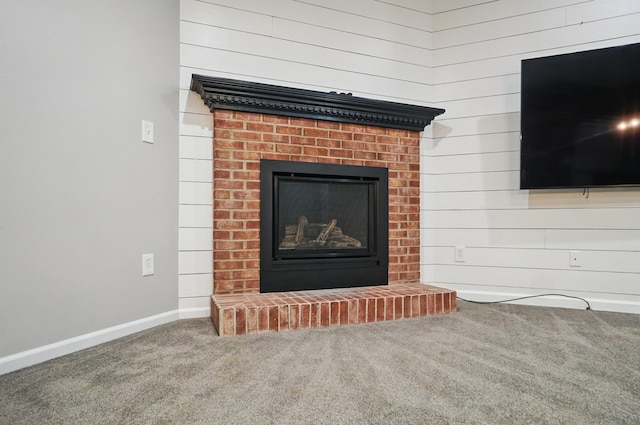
[212,283,456,336]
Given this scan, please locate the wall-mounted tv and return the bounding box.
[520,42,640,189]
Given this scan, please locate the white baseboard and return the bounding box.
[178,306,211,319]
[456,290,640,314]
[589,298,640,315]
[0,310,179,376]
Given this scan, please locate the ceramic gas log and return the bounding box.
[280,216,362,249]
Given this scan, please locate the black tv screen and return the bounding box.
[520,43,640,189]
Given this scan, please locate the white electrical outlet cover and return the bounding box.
[454,246,466,262]
[570,250,582,267]
[142,253,155,276]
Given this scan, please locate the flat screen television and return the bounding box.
[520,42,640,189]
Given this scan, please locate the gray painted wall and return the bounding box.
[0,0,179,357]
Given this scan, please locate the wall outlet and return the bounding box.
[569,250,582,267]
[142,253,155,276]
[454,246,466,262]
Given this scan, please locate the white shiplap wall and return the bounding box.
[425,0,640,313]
[178,0,435,316]
[179,0,640,316]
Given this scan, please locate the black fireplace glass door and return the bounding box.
[275,177,373,258]
[260,159,388,293]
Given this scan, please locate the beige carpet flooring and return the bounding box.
[1,300,639,424]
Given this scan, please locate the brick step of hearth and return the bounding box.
[211,283,456,336]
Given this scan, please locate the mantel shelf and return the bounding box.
[190,75,445,131]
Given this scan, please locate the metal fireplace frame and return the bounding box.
[260,159,389,293]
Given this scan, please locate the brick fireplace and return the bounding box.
[191,75,457,335]
[211,109,421,294]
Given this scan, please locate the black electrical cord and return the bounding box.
[457,293,591,310]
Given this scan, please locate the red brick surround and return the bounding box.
[213,110,421,295]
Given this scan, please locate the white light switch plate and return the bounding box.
[142,120,154,144]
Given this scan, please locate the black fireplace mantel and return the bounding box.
[190,75,445,131]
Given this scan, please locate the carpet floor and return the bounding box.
[1,300,639,424]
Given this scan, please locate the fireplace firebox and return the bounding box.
[260,159,388,292]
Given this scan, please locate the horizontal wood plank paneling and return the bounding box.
[434,8,567,49]
[424,1,640,312]
[178,182,212,205]
[180,0,273,34]
[178,274,214,298]
[421,171,518,192]
[423,190,529,210]
[423,151,519,175]
[425,228,640,253]
[181,21,432,84]
[194,0,432,48]
[178,297,212,318]
[180,44,434,103]
[433,74,520,103]
[386,0,431,14]
[423,228,547,249]
[434,15,640,66]
[434,35,640,85]
[432,114,520,138]
[567,0,640,26]
[424,190,640,211]
[178,0,640,313]
[437,93,520,119]
[179,112,213,137]
[431,0,494,15]
[178,205,212,228]
[434,264,640,295]
[179,136,213,160]
[433,0,592,32]
[423,132,519,157]
[434,55,521,85]
[546,229,640,251]
[179,159,212,183]
[179,85,214,312]
[272,18,433,67]
[423,208,640,230]
[429,247,640,274]
[178,251,213,275]
[179,228,213,251]
[298,0,431,30]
